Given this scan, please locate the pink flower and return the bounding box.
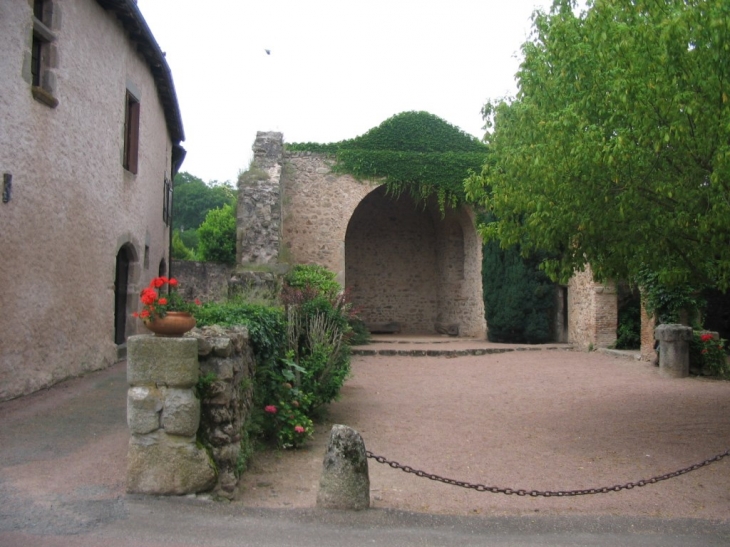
[264,405,277,414]
[294,425,305,434]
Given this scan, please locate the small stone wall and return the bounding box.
[126,336,216,495]
[171,260,234,303]
[190,325,256,499]
[126,327,257,499]
[567,266,618,349]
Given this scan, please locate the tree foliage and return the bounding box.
[173,171,236,231]
[465,0,730,289]
[197,203,236,264]
[288,111,487,210]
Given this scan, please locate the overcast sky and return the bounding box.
[137,0,561,184]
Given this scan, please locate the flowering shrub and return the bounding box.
[133,276,201,322]
[260,357,314,448]
[689,332,729,378]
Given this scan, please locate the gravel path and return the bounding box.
[238,348,730,520]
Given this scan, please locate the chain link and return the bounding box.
[366,449,730,497]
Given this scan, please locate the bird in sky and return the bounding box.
[265,49,271,55]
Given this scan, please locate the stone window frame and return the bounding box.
[29,0,59,108]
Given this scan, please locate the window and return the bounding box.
[163,176,172,225]
[123,92,140,173]
[30,0,58,108]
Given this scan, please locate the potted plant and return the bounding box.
[132,276,201,336]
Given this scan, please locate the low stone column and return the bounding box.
[317,425,370,510]
[655,324,693,378]
[126,335,216,495]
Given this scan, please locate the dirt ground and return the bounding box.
[237,348,730,520]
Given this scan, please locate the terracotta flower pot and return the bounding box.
[144,311,196,337]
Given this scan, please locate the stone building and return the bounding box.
[237,132,624,348]
[0,0,185,400]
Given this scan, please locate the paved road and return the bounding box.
[1,360,729,546]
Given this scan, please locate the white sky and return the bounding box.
[137,0,560,184]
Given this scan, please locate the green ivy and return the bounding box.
[287,111,487,210]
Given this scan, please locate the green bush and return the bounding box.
[482,240,556,344]
[197,203,236,264]
[284,264,340,297]
[615,299,641,350]
[171,230,195,260]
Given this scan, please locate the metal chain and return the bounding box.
[366,448,730,497]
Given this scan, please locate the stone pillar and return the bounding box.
[655,324,693,378]
[317,425,370,510]
[640,299,658,363]
[126,335,216,495]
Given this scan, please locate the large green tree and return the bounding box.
[465,0,730,289]
[173,172,235,231]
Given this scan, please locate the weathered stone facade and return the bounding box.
[171,260,235,303]
[237,132,487,338]
[0,0,185,401]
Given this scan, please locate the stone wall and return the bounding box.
[567,266,618,349]
[126,327,256,498]
[190,326,256,499]
[171,260,235,303]
[640,300,658,362]
[126,336,216,495]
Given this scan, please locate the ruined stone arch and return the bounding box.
[344,186,485,337]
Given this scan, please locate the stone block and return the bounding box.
[127,335,198,388]
[211,337,233,358]
[127,434,216,495]
[127,386,163,435]
[161,388,200,437]
[655,324,692,378]
[317,425,370,510]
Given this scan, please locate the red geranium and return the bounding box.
[133,277,201,324]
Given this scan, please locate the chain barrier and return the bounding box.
[366,448,730,497]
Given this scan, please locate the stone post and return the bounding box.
[317,425,370,510]
[126,335,216,495]
[655,324,693,378]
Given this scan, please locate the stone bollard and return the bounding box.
[317,425,370,510]
[126,335,216,495]
[655,324,693,378]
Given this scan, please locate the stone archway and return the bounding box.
[345,186,486,337]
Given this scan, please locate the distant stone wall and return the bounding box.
[171,260,235,303]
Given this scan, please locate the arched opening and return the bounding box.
[344,186,485,337]
[114,244,136,345]
[345,186,439,333]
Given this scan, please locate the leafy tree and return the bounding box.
[465,0,730,290]
[173,171,236,232]
[197,203,236,264]
[171,230,195,260]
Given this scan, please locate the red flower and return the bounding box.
[701,333,713,342]
[140,309,150,319]
[294,425,305,434]
[701,349,708,354]
[158,297,168,306]
[150,277,165,288]
[132,312,139,318]
[140,288,157,305]
[264,405,277,414]
[194,298,202,306]
[168,278,178,287]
